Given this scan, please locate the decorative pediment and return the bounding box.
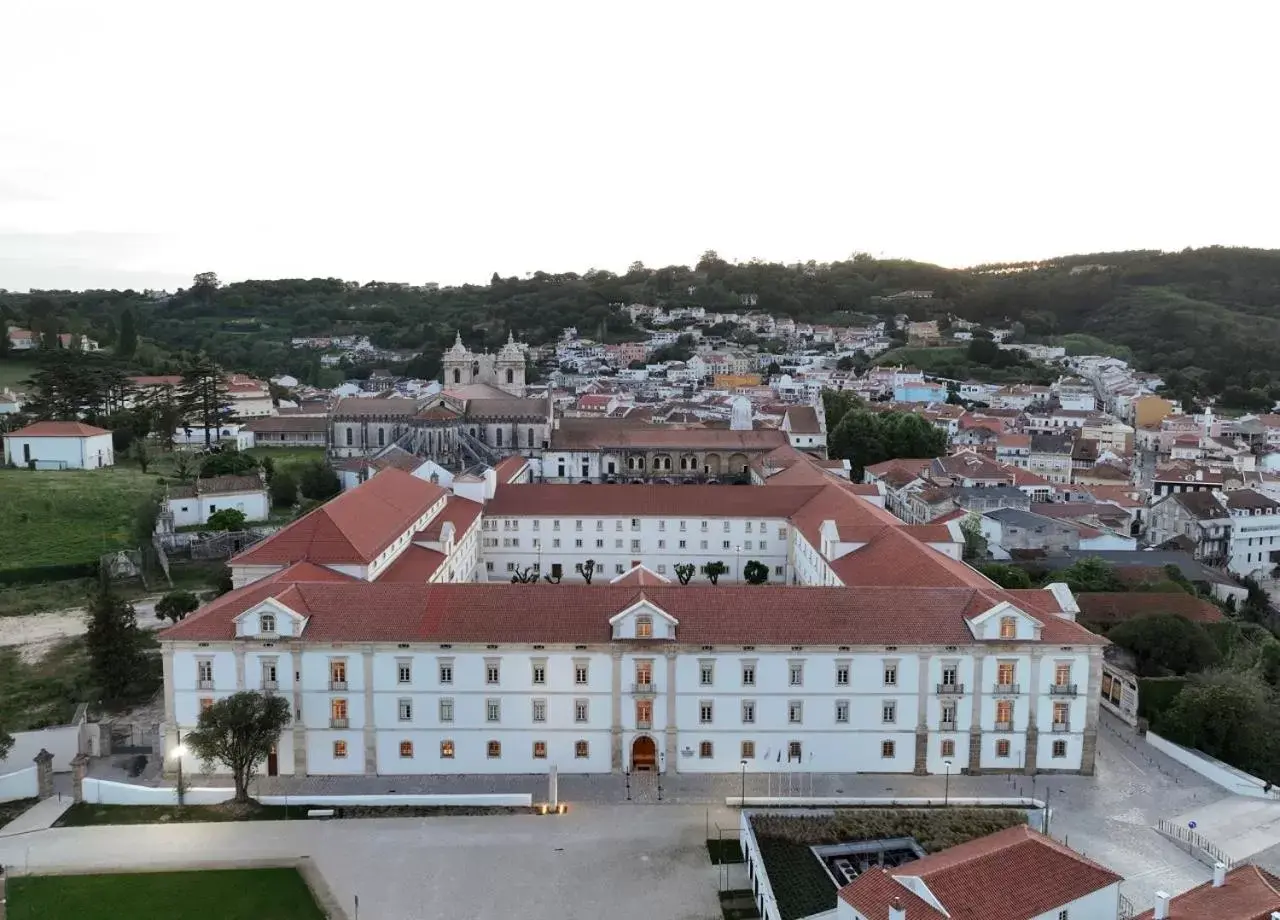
[609,596,678,640]
[966,600,1043,642]
[233,596,306,639]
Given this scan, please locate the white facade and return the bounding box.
[4,431,114,469]
[167,487,270,528]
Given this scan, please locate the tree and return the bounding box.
[959,512,988,562]
[172,452,197,482]
[130,439,152,474]
[0,723,11,761]
[298,461,341,501]
[743,560,769,585]
[199,451,258,478]
[1158,670,1280,782]
[1053,556,1125,593]
[703,561,728,585]
[269,470,297,509]
[132,493,161,546]
[206,508,247,531]
[828,410,946,478]
[155,590,200,624]
[576,559,597,584]
[977,563,1032,589]
[177,355,233,447]
[117,307,138,358]
[84,581,152,703]
[674,562,696,586]
[510,565,539,584]
[1107,614,1220,677]
[821,389,865,432]
[185,691,291,803]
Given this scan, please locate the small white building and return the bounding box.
[3,421,114,469]
[166,473,270,528]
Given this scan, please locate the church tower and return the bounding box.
[495,331,526,396]
[441,332,473,387]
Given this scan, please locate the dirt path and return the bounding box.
[0,598,165,663]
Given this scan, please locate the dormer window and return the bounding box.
[999,616,1016,639]
[636,615,653,638]
[260,614,276,634]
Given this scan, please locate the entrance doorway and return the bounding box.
[267,746,278,777]
[631,735,657,772]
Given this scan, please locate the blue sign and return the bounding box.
[1189,820,1197,829]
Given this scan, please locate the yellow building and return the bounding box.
[714,373,763,388]
[1133,396,1175,429]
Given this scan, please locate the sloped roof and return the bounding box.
[6,420,110,438]
[783,406,821,434]
[1135,865,1280,920]
[610,564,672,586]
[1075,592,1225,625]
[169,474,264,500]
[549,418,787,451]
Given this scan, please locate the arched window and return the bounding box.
[472,360,480,379]
[506,368,514,384]
[496,428,503,447]
[452,368,461,384]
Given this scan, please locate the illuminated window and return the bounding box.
[440,740,455,759]
[636,616,653,638]
[999,616,1016,639]
[940,739,955,758]
[575,740,589,759]
[399,741,413,758]
[333,741,348,759]
[487,740,502,759]
[881,741,895,758]
[533,741,547,759]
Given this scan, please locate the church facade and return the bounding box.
[441,332,526,396]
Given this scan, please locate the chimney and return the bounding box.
[1213,862,1227,887]
[1153,891,1170,920]
[889,896,906,920]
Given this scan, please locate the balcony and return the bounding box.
[632,682,655,695]
[991,683,1020,695]
[636,719,652,730]
[939,721,956,732]
[1049,683,1078,697]
[330,717,349,729]
[994,720,1013,732]
[329,680,348,691]
[1052,722,1070,733]
[262,680,278,691]
[936,683,965,695]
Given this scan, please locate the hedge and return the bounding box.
[1137,676,1188,723]
[0,561,99,586]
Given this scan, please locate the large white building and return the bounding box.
[161,451,1105,779]
[3,420,114,469]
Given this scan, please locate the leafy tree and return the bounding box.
[258,454,275,483]
[185,691,292,803]
[214,565,234,596]
[177,354,233,447]
[1052,557,1125,593]
[959,513,987,562]
[172,452,197,482]
[132,494,161,546]
[84,581,153,703]
[828,410,946,478]
[1239,576,1272,625]
[269,470,297,509]
[206,508,247,531]
[510,565,539,584]
[1107,614,1220,677]
[703,561,728,585]
[1158,670,1280,783]
[199,451,258,478]
[155,590,200,624]
[0,723,11,760]
[298,461,341,501]
[821,389,865,432]
[674,562,696,585]
[977,563,1032,589]
[576,559,597,584]
[117,307,138,358]
[743,560,769,585]
[130,439,152,474]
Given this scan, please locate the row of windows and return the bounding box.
[487,537,773,552]
[332,739,590,760]
[490,561,787,578]
[363,697,595,724]
[487,519,785,535]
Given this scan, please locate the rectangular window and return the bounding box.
[533,741,547,759]
[996,739,1011,757]
[774,566,784,576]
[438,698,454,722]
[883,662,898,686]
[742,700,755,723]
[741,741,755,760]
[636,699,653,724]
[575,740,589,759]
[941,702,957,724]
[657,540,666,549]
[881,741,895,758]
[486,659,501,685]
[700,701,714,723]
[788,700,803,724]
[699,741,713,759]
[398,699,412,722]
[996,699,1013,724]
[1054,663,1072,686]
[575,539,583,549]
[397,660,412,684]
[197,658,213,684]
[487,740,502,759]
[723,521,730,532]
[834,700,850,723]
[615,563,625,574]
[789,661,804,686]
[553,539,561,548]
[744,540,752,551]
[940,739,956,758]
[836,662,850,686]
[997,661,1016,685]
[532,661,546,684]
[486,699,501,722]
[722,541,731,550]
[701,521,709,531]
[596,539,604,549]
[941,665,958,687]
[575,699,589,723]
[882,701,897,724]
[333,741,348,759]
[1053,702,1069,725]
[440,740,455,759]
[532,699,547,723]
[679,540,687,549]
[439,661,454,684]
[330,698,348,723]
[741,662,756,686]
[1052,740,1067,758]
[700,661,714,685]
[399,741,414,758]
[574,661,589,685]
[630,539,641,552]
[759,541,767,551]
[199,697,213,712]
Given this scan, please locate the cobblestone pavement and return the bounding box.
[62,712,1242,913]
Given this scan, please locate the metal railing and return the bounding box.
[1052,722,1070,733]
[636,719,652,730]
[1049,683,1078,696]
[197,679,214,690]
[330,717,349,729]
[992,683,1020,695]
[936,683,965,694]
[330,680,348,691]
[262,680,279,691]
[1155,817,1234,869]
[994,720,1013,732]
[632,682,655,694]
[939,721,956,731]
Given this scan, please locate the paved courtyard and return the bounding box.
[11,713,1270,918]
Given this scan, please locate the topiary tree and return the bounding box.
[703,561,728,585]
[674,563,696,585]
[743,560,769,585]
[206,508,247,531]
[155,590,200,623]
[185,691,292,803]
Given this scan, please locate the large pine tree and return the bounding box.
[178,354,234,447]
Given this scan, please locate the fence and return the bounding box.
[0,767,39,803]
[1145,731,1276,798]
[154,527,274,561]
[79,779,531,808]
[0,704,93,773]
[1155,817,1235,868]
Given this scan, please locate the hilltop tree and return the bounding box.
[185,691,291,803]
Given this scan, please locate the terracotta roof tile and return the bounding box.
[376,544,447,582]
[1075,592,1225,625]
[839,870,947,920]
[6,420,110,437]
[1135,865,1280,920]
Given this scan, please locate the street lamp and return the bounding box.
[173,730,188,807]
[735,545,742,582]
[942,758,952,807]
[740,759,748,807]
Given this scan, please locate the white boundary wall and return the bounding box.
[80,779,530,808]
[0,767,40,803]
[1147,731,1274,798]
[0,704,92,773]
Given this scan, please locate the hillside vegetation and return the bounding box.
[2,247,1280,403]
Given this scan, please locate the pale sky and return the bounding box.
[1,1,1277,292]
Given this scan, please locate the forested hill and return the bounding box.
[2,247,1280,404]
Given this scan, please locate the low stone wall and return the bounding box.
[80,778,531,808]
[1146,732,1273,798]
[727,797,1048,832]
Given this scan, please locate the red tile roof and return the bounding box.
[1075,592,1225,625]
[377,544,447,583]
[783,406,822,434]
[839,870,947,920]
[232,468,446,566]
[486,483,828,518]
[6,420,110,437]
[1135,865,1280,920]
[610,564,671,586]
[492,456,529,483]
[416,496,483,541]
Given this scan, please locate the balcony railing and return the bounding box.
[936,683,965,695]
[992,683,1020,695]
[329,680,348,691]
[1049,683,1078,697]
[994,720,1013,732]
[636,719,652,730]
[197,679,214,690]
[1052,722,1070,733]
[262,680,278,691]
[632,682,655,694]
[330,717,349,728]
[939,721,956,732]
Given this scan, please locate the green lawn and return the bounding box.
[245,446,326,473]
[0,466,163,571]
[6,869,325,920]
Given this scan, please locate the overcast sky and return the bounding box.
[1,2,1277,292]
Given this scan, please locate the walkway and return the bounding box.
[0,794,73,837]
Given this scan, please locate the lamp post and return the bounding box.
[942,758,952,807]
[740,759,748,807]
[174,729,187,807]
[735,545,742,582]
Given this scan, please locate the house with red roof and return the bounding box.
[3,420,114,469]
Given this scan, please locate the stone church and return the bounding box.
[441,332,526,396]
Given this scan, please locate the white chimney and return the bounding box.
[889,896,906,920]
[1154,891,1171,920]
[1213,862,1227,887]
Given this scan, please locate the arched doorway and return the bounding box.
[631,735,657,772]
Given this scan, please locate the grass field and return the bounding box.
[245,446,326,473]
[0,466,164,571]
[6,869,326,920]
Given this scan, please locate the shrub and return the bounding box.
[206,508,248,531]
[269,471,298,509]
